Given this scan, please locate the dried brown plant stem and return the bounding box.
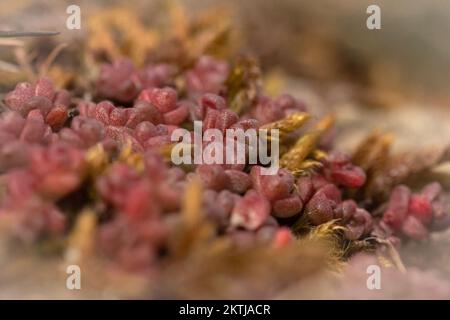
[226,56,261,115]
[13,46,36,82]
[65,208,97,264]
[261,112,310,142]
[280,114,334,175]
[170,177,215,260]
[39,43,68,77]
[376,238,406,273]
[303,220,346,271]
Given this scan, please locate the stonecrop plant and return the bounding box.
[1,52,449,275]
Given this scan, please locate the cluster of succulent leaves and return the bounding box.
[0,4,449,277]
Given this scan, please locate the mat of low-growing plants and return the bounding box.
[0,4,449,299]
